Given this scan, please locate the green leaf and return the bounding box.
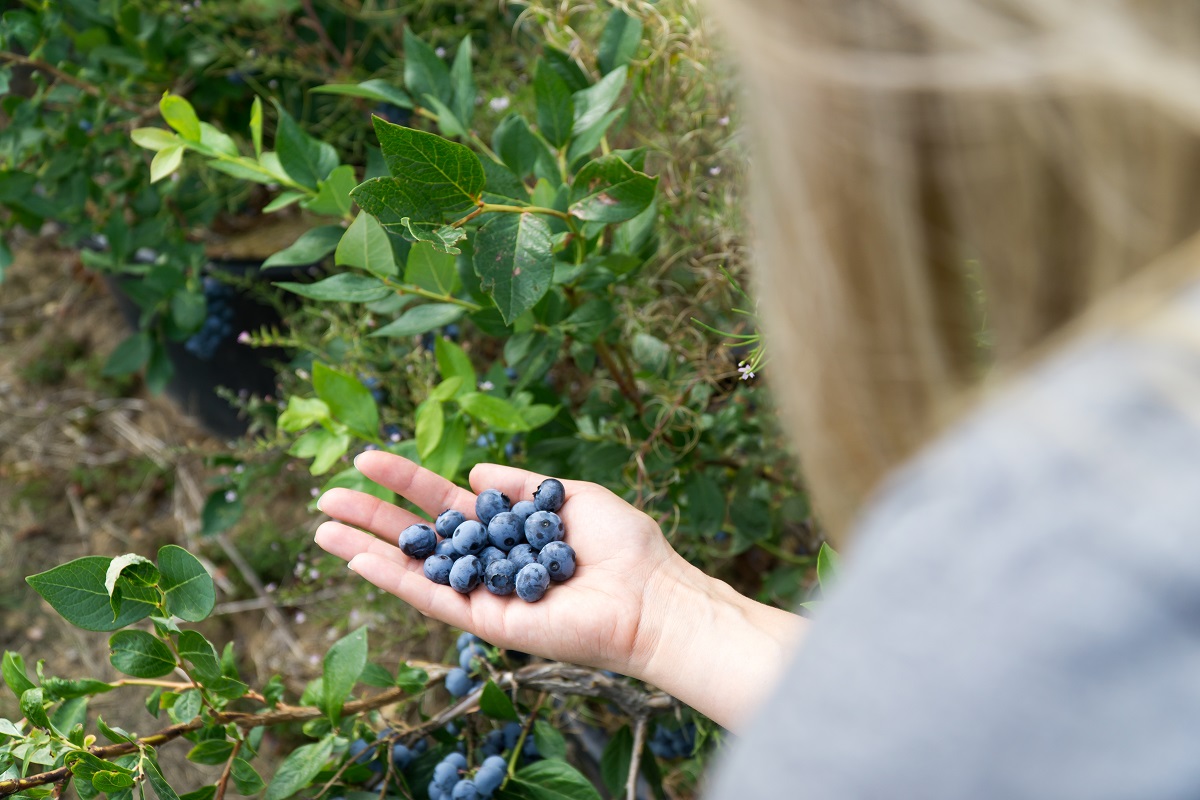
[350,176,444,238]
[96,717,134,745]
[319,467,393,505]
[199,489,241,538]
[92,770,135,792]
[563,298,615,343]
[170,289,206,332]
[19,688,50,730]
[394,662,429,693]
[144,755,181,800]
[26,557,158,631]
[401,220,468,255]
[262,225,344,268]
[543,47,591,92]
[313,362,379,439]
[2,652,35,698]
[159,94,200,141]
[371,118,485,213]
[473,212,555,325]
[457,393,530,433]
[187,740,234,766]
[321,626,367,721]
[312,80,412,109]
[479,680,519,721]
[359,663,394,688]
[430,376,464,401]
[250,96,264,157]
[532,721,567,761]
[686,473,725,537]
[108,631,176,678]
[405,242,459,295]
[177,631,222,681]
[277,395,331,431]
[369,303,464,338]
[632,332,669,374]
[39,676,113,701]
[199,123,239,157]
[290,429,353,475]
[435,338,476,390]
[415,400,444,460]
[232,759,265,795]
[146,340,174,395]
[481,158,531,206]
[403,28,452,107]
[599,726,632,798]
[423,94,465,138]
[103,332,152,377]
[534,61,574,149]
[451,35,476,130]
[304,164,357,218]
[567,110,624,169]
[263,191,305,213]
[335,212,398,277]
[513,760,602,800]
[131,128,180,152]
[569,155,657,223]
[598,7,643,74]
[275,104,338,190]
[422,417,465,479]
[493,114,554,180]
[158,545,216,622]
[276,274,391,303]
[179,787,216,800]
[104,555,156,598]
[571,67,627,136]
[264,736,334,800]
[816,543,840,590]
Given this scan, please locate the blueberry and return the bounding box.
[445,667,473,697]
[452,520,488,556]
[515,563,550,602]
[433,760,460,791]
[392,743,413,769]
[445,753,468,770]
[537,541,576,581]
[451,780,481,800]
[475,489,511,525]
[399,524,437,559]
[477,546,506,569]
[449,555,483,593]
[482,755,508,772]
[487,512,524,551]
[424,554,454,584]
[533,478,565,512]
[507,544,537,571]
[474,764,505,796]
[523,511,564,550]
[480,732,505,758]
[428,780,442,800]
[435,538,461,558]
[510,500,537,527]
[459,643,487,672]
[456,632,479,651]
[501,722,522,750]
[484,559,516,596]
[436,509,467,538]
[348,738,372,764]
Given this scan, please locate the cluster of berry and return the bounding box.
[647,721,696,760]
[397,479,576,603]
[346,732,426,773]
[444,632,487,698]
[184,277,236,361]
[428,751,506,800]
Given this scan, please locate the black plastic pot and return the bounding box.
[104,258,307,440]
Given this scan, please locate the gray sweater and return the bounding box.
[710,293,1200,798]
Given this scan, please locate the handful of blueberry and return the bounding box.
[397,478,575,603]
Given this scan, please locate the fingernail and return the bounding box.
[347,559,357,573]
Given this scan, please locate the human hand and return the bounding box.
[314,451,699,679]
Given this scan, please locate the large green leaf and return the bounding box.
[350,176,444,237]
[473,212,554,324]
[321,626,368,721]
[403,28,452,107]
[479,680,519,721]
[102,333,152,377]
[108,631,176,679]
[372,118,485,214]
[450,35,476,130]
[492,114,554,180]
[369,303,464,338]
[435,338,475,390]
[534,61,574,149]
[290,429,352,475]
[264,736,334,800]
[304,164,356,218]
[312,80,412,108]
[276,273,391,303]
[27,557,158,631]
[1,652,35,698]
[312,362,379,439]
[422,416,465,479]
[568,156,657,223]
[158,545,215,622]
[274,105,338,190]
[177,631,222,682]
[415,400,444,460]
[405,242,459,295]
[598,7,643,74]
[263,225,344,268]
[335,212,398,277]
[457,393,530,433]
[159,94,200,142]
[513,760,602,800]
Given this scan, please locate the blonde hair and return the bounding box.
[706,1,1200,537]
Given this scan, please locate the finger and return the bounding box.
[355,451,477,518]
[346,551,475,630]
[314,520,411,566]
[468,463,595,507]
[317,487,427,540]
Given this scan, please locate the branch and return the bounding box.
[595,340,645,414]
[213,740,243,800]
[0,662,674,798]
[0,53,141,113]
[626,717,647,800]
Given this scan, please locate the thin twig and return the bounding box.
[213,739,243,800]
[627,716,647,800]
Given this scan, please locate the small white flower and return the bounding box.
[479,380,494,391]
[709,166,722,176]
[389,430,402,443]
[435,46,447,58]
[237,331,251,344]
[265,582,277,592]
[294,611,307,624]
[296,369,310,380]
[718,116,730,126]
[224,490,238,503]
[234,464,245,473]
[488,96,511,113]
[737,361,756,381]
[308,568,320,581]
[308,653,319,665]
[310,487,320,498]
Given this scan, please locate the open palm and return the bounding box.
[314,451,691,676]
